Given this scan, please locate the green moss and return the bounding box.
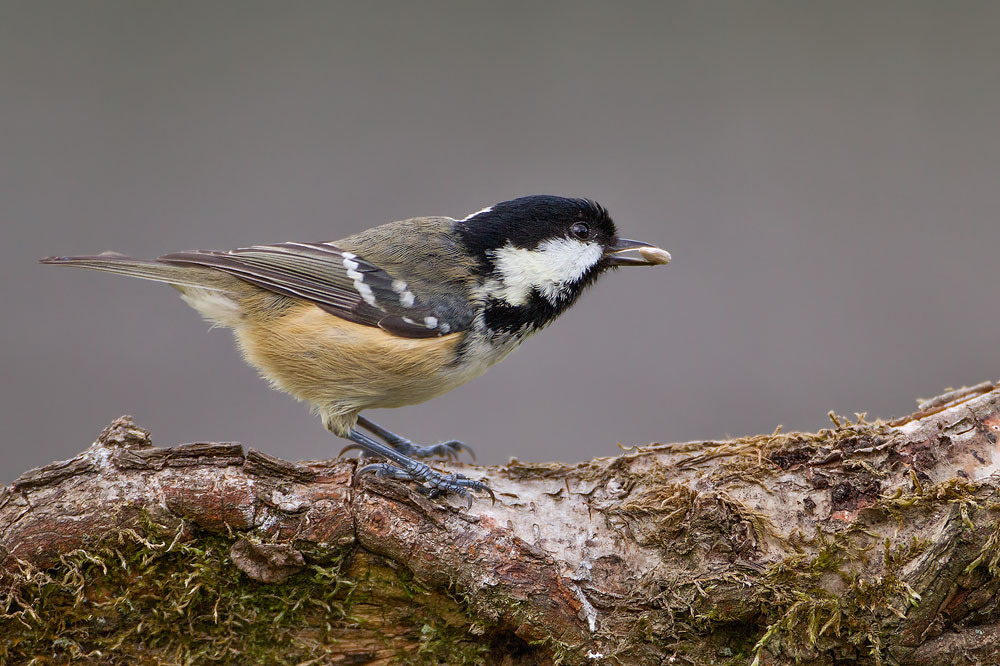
[608,478,699,547]
[879,477,982,513]
[575,416,1000,664]
[739,482,997,666]
[1,524,357,664]
[356,561,499,664]
[394,621,490,665]
[709,420,893,487]
[0,517,506,665]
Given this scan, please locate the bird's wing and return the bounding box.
[159,242,458,338]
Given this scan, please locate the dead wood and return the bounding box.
[3,382,1000,665]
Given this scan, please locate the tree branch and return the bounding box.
[3,382,1000,664]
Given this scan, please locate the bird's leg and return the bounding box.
[347,415,475,461]
[344,428,493,508]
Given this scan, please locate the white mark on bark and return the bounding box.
[569,581,598,633]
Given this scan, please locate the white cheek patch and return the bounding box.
[488,238,603,305]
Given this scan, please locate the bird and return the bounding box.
[41,195,670,505]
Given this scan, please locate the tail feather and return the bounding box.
[40,252,225,291]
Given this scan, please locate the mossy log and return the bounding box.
[3,382,1000,665]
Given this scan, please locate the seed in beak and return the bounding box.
[638,246,671,265]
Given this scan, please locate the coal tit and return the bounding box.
[42,195,670,505]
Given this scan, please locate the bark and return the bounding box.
[3,382,1000,665]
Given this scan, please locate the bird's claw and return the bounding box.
[442,440,477,462]
[338,443,364,460]
[354,462,494,509]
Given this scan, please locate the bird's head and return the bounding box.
[455,195,669,335]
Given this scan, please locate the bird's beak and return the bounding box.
[606,238,671,267]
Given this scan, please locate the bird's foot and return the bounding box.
[355,461,494,509]
[389,438,476,461]
[339,438,475,462]
[351,416,476,461]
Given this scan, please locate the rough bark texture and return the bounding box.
[3,382,1000,665]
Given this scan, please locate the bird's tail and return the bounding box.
[39,252,224,291]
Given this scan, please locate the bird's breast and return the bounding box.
[233,303,507,412]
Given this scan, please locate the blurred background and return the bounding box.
[3,2,999,483]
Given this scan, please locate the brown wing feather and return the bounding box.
[159,242,454,338]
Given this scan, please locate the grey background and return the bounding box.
[3,2,999,484]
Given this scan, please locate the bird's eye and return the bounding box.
[571,222,591,239]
